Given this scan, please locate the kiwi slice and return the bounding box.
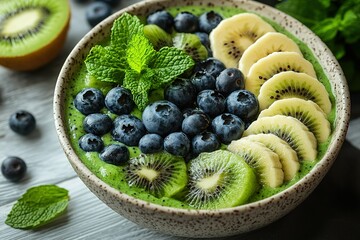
[210,13,276,68]
[244,115,318,161]
[125,152,187,198]
[258,98,331,143]
[0,0,70,71]
[173,33,208,62]
[144,24,173,50]
[228,138,284,188]
[257,71,332,114]
[245,52,317,96]
[242,134,300,181]
[186,150,258,209]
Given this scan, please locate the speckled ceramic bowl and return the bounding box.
[54,0,350,238]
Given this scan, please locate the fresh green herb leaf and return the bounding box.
[151,47,195,89]
[126,34,156,73]
[339,9,360,43]
[5,185,69,229]
[312,18,340,42]
[85,45,127,83]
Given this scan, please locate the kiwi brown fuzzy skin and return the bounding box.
[0,2,71,71]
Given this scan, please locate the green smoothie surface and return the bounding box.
[63,5,336,209]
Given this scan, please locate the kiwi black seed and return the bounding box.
[173,33,208,61]
[143,24,173,50]
[125,152,187,198]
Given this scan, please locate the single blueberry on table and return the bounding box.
[212,113,245,144]
[9,110,36,135]
[164,78,196,109]
[190,71,216,92]
[192,131,220,156]
[139,134,164,154]
[86,1,112,27]
[164,132,191,157]
[198,11,223,34]
[174,11,199,33]
[197,90,226,118]
[194,57,226,78]
[105,87,135,115]
[146,10,174,33]
[83,113,112,136]
[100,144,130,166]
[182,111,210,137]
[226,90,259,122]
[142,100,183,136]
[74,88,105,115]
[216,68,245,96]
[112,115,146,146]
[79,133,104,152]
[1,156,27,182]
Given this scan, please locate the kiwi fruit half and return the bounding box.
[0,0,70,71]
[245,52,317,96]
[239,32,302,76]
[241,134,300,181]
[125,152,188,198]
[258,98,331,143]
[186,150,258,209]
[244,115,318,161]
[173,33,208,62]
[210,13,275,68]
[257,71,332,114]
[143,24,173,50]
[228,138,284,188]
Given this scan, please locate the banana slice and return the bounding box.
[244,115,318,161]
[239,32,302,76]
[245,52,317,96]
[258,98,331,143]
[242,134,300,181]
[210,13,275,68]
[228,138,284,188]
[257,71,332,115]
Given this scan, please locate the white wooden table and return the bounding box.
[1,1,360,239]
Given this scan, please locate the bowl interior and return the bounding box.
[54,0,350,216]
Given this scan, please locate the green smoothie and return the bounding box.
[63,5,336,209]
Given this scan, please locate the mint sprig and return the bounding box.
[5,185,69,229]
[85,13,195,111]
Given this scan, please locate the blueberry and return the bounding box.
[105,87,135,115]
[79,133,104,152]
[192,132,220,156]
[216,68,245,96]
[190,71,216,92]
[182,111,210,137]
[195,32,210,48]
[164,78,196,109]
[1,156,27,182]
[197,90,226,118]
[74,88,105,115]
[86,2,112,27]
[142,100,183,136]
[139,134,164,154]
[182,108,205,118]
[198,11,223,34]
[95,0,120,6]
[147,10,174,33]
[194,57,226,78]
[9,110,36,135]
[100,144,130,166]
[174,12,199,33]
[164,132,190,157]
[212,113,245,144]
[226,90,259,122]
[112,115,146,146]
[83,113,112,136]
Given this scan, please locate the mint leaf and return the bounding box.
[127,34,156,73]
[85,45,127,83]
[312,18,340,42]
[339,9,360,43]
[111,12,143,56]
[151,47,195,88]
[5,185,69,229]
